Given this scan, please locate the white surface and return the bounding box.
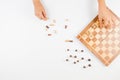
[0,0,120,80]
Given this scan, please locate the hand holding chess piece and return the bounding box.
[98,0,118,28]
[33,0,48,21]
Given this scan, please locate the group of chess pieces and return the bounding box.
[44,9,120,66]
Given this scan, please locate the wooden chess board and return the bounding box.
[77,11,120,66]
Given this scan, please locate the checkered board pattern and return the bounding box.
[77,11,120,66]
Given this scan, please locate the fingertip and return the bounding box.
[98,19,102,28]
[43,18,48,21]
[99,23,102,28]
[43,16,48,20]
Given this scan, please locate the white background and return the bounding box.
[0,0,120,80]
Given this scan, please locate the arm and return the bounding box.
[33,0,47,20]
[97,0,116,28]
[98,0,106,8]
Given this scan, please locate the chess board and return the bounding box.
[77,10,120,66]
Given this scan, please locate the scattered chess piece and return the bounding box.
[66,59,69,62]
[65,40,73,43]
[48,34,52,36]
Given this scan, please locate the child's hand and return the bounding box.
[98,7,117,28]
[33,0,47,21]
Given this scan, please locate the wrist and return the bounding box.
[98,0,106,8]
[33,0,42,7]
[33,0,40,3]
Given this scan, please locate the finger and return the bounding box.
[42,12,47,21]
[109,18,114,27]
[111,18,116,26]
[38,12,45,20]
[35,12,43,20]
[42,10,47,20]
[105,17,112,28]
[107,19,111,27]
[112,16,117,26]
[43,10,47,17]
[101,18,105,28]
[41,14,44,20]
[99,17,103,28]
[104,19,109,28]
